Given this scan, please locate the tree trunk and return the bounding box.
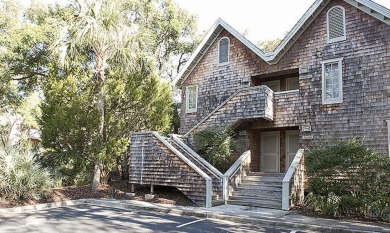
[92,56,106,191]
[92,159,101,191]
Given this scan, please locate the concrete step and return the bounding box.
[244,176,284,182]
[236,183,282,189]
[231,194,282,202]
[227,173,284,210]
[248,172,284,177]
[227,199,282,209]
[241,180,283,186]
[233,188,282,195]
[235,185,282,191]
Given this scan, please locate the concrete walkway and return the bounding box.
[1,198,389,233]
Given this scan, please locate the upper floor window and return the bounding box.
[286,77,299,91]
[263,80,280,92]
[327,6,346,43]
[186,85,198,113]
[322,58,343,104]
[218,37,230,64]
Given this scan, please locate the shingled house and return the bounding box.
[129,0,390,209]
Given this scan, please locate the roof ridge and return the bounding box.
[173,0,390,87]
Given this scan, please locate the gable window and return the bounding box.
[322,58,343,104]
[186,85,198,113]
[327,6,346,43]
[218,37,230,64]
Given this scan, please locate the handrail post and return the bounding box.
[206,178,212,208]
[282,149,304,211]
[223,175,228,201]
[282,180,290,210]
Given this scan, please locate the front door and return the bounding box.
[286,130,300,169]
[260,131,280,172]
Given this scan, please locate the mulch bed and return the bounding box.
[0,178,195,209]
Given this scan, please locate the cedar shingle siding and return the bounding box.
[181,0,390,160]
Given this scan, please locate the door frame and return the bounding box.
[285,130,300,170]
[260,131,280,172]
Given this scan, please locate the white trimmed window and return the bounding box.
[218,37,230,64]
[322,58,343,104]
[286,77,299,91]
[263,80,280,92]
[327,6,346,43]
[186,85,198,113]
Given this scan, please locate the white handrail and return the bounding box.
[223,150,251,201]
[170,134,223,179]
[282,149,305,210]
[224,150,250,177]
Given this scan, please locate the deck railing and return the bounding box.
[222,150,251,201]
[282,149,305,210]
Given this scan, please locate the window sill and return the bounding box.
[185,109,197,114]
[275,90,299,95]
[217,62,229,67]
[322,99,343,105]
[327,36,346,44]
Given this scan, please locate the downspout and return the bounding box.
[141,139,144,185]
[387,120,390,158]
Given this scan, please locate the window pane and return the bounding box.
[187,86,197,110]
[324,62,340,101]
[219,38,229,63]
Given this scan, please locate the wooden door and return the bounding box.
[260,131,280,172]
[286,130,300,170]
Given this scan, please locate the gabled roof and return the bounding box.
[173,0,390,87]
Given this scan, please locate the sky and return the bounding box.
[21,0,390,42]
[175,0,390,42]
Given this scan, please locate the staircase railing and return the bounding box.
[129,132,213,208]
[170,134,224,180]
[222,150,251,201]
[282,149,305,210]
[169,134,224,199]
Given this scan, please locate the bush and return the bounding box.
[305,139,390,220]
[39,152,93,187]
[0,137,53,200]
[193,127,234,172]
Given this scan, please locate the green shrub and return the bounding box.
[39,153,92,187]
[193,127,234,172]
[0,137,53,200]
[305,139,390,220]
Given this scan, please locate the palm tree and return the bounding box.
[52,0,142,191]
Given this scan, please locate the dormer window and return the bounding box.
[327,6,346,43]
[218,37,230,64]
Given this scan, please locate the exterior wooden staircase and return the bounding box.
[227,172,284,209]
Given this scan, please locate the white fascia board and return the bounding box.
[344,0,390,25]
[271,0,328,64]
[172,18,224,87]
[173,0,390,87]
[217,19,269,61]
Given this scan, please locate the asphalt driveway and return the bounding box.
[0,204,307,233]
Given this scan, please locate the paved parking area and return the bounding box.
[0,204,307,233]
